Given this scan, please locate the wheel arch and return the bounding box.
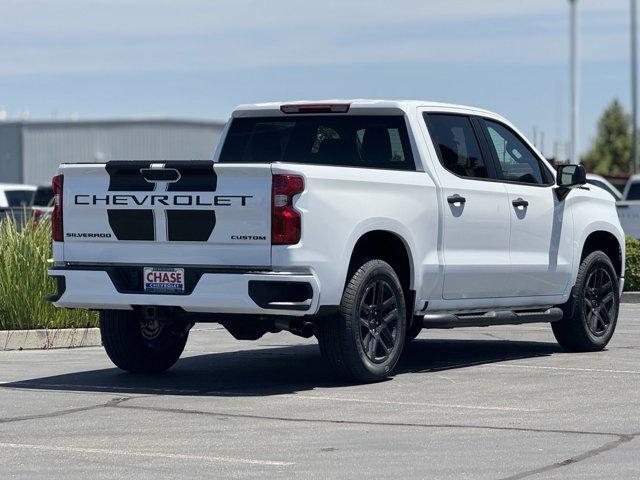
[580,230,623,279]
[345,229,414,299]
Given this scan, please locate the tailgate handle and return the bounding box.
[140,168,180,183]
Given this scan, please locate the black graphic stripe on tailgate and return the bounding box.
[166,210,216,241]
[105,161,155,192]
[104,160,217,242]
[164,161,217,192]
[108,210,155,241]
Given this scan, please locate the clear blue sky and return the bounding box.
[0,0,632,157]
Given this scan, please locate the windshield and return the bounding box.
[4,189,34,207]
[219,115,415,171]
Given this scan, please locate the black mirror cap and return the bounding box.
[556,164,587,187]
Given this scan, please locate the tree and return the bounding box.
[582,99,632,174]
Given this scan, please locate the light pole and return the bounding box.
[570,0,580,164]
[632,0,638,173]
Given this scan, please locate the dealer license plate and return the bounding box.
[143,267,185,294]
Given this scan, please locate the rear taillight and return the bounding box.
[52,174,64,242]
[272,174,304,245]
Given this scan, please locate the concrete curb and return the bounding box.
[0,328,101,351]
[621,292,640,303]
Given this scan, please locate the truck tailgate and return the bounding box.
[60,161,272,267]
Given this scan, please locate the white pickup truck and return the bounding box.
[48,100,625,382]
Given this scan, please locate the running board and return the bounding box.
[422,307,563,329]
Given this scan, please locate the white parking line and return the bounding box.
[0,442,293,466]
[486,364,640,375]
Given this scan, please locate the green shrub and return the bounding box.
[625,236,640,291]
[0,215,97,330]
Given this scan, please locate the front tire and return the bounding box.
[552,251,619,352]
[317,259,406,383]
[100,310,189,373]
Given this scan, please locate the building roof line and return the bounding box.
[0,117,226,128]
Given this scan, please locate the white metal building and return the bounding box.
[0,118,225,185]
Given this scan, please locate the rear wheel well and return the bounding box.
[346,231,414,317]
[347,231,411,290]
[581,231,622,278]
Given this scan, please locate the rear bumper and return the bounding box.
[47,267,320,316]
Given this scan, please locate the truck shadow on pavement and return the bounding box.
[4,337,562,397]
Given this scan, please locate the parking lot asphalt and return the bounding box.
[1,306,639,479]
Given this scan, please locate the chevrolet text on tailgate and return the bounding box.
[48,100,625,383]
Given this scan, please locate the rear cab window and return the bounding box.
[219,115,415,171]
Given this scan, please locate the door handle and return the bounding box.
[447,195,466,205]
[512,198,529,208]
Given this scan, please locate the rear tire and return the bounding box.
[317,259,406,383]
[99,310,189,373]
[552,251,619,352]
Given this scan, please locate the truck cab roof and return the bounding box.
[232,99,505,121]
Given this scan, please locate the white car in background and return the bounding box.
[586,174,622,201]
[0,183,36,208]
[616,174,640,238]
[0,183,45,227]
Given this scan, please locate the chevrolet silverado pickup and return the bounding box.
[48,100,625,382]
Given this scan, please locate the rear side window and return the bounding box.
[424,113,489,179]
[219,115,415,171]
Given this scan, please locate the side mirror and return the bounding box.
[555,164,586,200]
[556,164,586,187]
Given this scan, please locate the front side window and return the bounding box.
[219,115,415,170]
[425,113,489,179]
[484,120,549,185]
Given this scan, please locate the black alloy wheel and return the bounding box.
[583,266,616,337]
[359,279,399,363]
